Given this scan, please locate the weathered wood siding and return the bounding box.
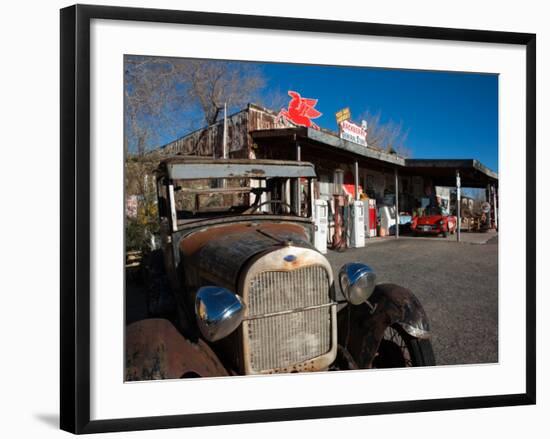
[157,104,292,159]
[158,109,250,158]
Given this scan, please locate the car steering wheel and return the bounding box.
[248,200,296,215]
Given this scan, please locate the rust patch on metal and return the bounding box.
[248,168,266,175]
[180,222,308,257]
[125,318,228,380]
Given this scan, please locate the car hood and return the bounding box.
[416,215,444,225]
[180,222,313,290]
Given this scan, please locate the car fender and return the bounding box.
[126,318,229,380]
[338,283,431,368]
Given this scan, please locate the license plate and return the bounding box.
[421,226,431,231]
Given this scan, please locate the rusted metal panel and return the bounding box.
[180,222,311,291]
[181,222,309,256]
[125,318,228,380]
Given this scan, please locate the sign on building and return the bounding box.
[339,119,368,146]
[277,90,322,129]
[335,107,351,124]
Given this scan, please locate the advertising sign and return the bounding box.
[277,90,322,130]
[339,119,368,146]
[335,107,351,124]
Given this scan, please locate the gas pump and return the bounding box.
[314,199,328,254]
[350,200,366,248]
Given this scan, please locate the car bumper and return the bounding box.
[413,225,445,234]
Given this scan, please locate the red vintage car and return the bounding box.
[411,206,457,237]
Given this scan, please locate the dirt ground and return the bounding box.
[326,234,499,365]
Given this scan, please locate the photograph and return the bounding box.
[123,55,499,380]
[0,0,542,436]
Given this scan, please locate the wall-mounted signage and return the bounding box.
[339,119,368,146]
[335,107,351,124]
[277,90,322,130]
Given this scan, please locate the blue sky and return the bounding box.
[260,63,498,172]
[127,57,498,173]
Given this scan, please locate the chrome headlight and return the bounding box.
[338,263,377,305]
[195,286,246,342]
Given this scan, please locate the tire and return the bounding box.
[442,231,449,238]
[373,324,435,368]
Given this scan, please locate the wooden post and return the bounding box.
[222,102,228,159]
[456,170,461,242]
[493,184,498,230]
[394,168,399,238]
[168,182,178,232]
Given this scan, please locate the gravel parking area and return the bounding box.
[327,235,498,366]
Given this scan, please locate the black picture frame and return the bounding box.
[60,4,536,434]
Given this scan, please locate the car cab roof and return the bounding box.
[157,157,317,180]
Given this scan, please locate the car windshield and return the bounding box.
[171,176,311,221]
[425,206,443,216]
[424,206,443,216]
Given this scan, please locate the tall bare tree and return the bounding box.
[124,57,270,250]
[360,110,412,157]
[124,56,266,154]
[125,57,186,155]
[175,59,265,125]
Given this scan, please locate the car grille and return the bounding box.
[245,265,332,372]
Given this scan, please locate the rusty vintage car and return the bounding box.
[126,157,435,380]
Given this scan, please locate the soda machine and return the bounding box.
[366,198,377,238]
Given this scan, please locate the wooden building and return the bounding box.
[154,103,499,236]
